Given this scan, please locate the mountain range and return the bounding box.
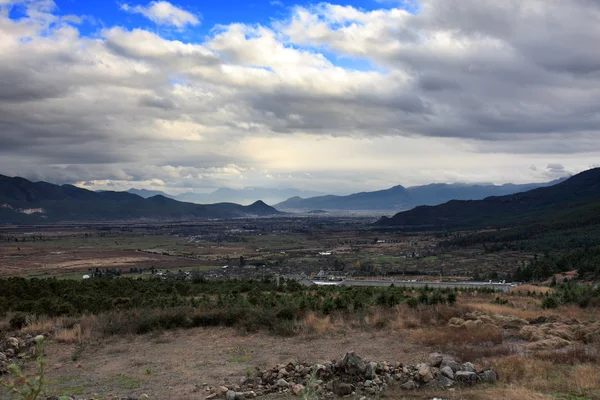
[127,187,325,206]
[274,179,566,211]
[0,175,279,224]
[376,168,600,229]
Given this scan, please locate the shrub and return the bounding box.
[9,313,27,330]
[541,296,559,309]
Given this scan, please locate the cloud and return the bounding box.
[121,1,200,28]
[0,0,600,194]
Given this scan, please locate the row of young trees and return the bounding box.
[0,277,465,319]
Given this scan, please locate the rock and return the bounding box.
[6,337,19,350]
[217,386,229,395]
[440,366,454,380]
[464,319,483,329]
[424,375,454,389]
[278,368,289,378]
[139,395,149,400]
[461,362,476,373]
[478,370,497,384]
[427,353,443,368]
[234,392,246,400]
[341,352,366,375]
[226,390,236,400]
[292,384,305,396]
[365,361,378,379]
[206,393,218,399]
[455,371,477,385]
[448,317,465,327]
[364,380,373,388]
[441,359,460,373]
[417,365,434,383]
[0,352,7,362]
[400,379,418,390]
[276,379,289,388]
[332,380,353,396]
[243,391,257,399]
[5,349,15,358]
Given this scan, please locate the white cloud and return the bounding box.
[121,1,200,29]
[0,0,599,194]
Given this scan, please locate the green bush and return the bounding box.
[9,313,27,330]
[541,296,559,309]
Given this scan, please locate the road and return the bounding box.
[311,279,517,292]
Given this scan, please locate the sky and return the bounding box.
[1,0,600,195]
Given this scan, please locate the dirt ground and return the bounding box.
[19,329,425,400]
[0,246,197,278]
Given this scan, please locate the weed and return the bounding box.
[115,375,141,390]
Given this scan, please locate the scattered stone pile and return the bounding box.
[0,335,39,373]
[205,352,497,399]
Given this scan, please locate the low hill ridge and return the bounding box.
[376,168,600,229]
[0,175,280,223]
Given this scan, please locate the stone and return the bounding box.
[6,337,19,350]
[427,353,444,368]
[448,317,465,327]
[292,384,305,396]
[424,375,454,389]
[276,379,289,388]
[461,362,476,373]
[332,381,353,396]
[440,366,454,380]
[205,394,218,400]
[440,359,460,373]
[225,390,236,400]
[455,371,477,385]
[0,352,7,362]
[400,379,418,390]
[478,370,497,384]
[364,380,373,388]
[417,365,434,383]
[243,391,257,398]
[341,352,366,375]
[365,361,378,379]
[234,392,246,400]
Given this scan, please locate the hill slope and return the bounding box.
[376,168,600,229]
[275,179,564,211]
[0,175,280,223]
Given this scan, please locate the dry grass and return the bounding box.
[409,323,503,346]
[386,386,553,400]
[486,354,600,397]
[302,312,336,334]
[533,344,600,365]
[445,343,519,362]
[460,387,554,400]
[54,324,94,343]
[510,284,553,295]
[20,317,61,335]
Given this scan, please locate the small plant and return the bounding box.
[1,336,47,400]
[144,368,152,375]
[300,366,320,400]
